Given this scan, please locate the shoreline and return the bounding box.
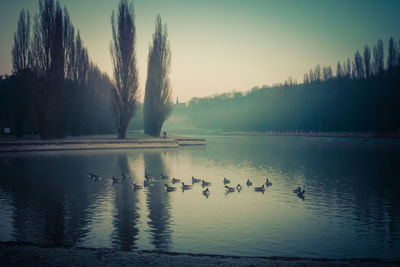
[0,135,206,152]
[0,242,399,266]
[229,131,400,139]
[1,132,399,153]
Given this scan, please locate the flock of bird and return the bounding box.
[88,171,306,199]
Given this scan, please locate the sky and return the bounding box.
[0,0,399,102]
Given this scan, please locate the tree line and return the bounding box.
[185,38,400,133]
[0,0,172,139]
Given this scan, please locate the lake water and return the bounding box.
[0,135,399,258]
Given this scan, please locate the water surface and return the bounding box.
[0,136,399,258]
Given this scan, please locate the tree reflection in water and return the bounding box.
[143,151,172,251]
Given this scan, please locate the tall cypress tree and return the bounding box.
[143,15,172,136]
[109,0,138,139]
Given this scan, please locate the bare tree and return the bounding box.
[12,9,30,73]
[303,73,309,84]
[314,65,321,81]
[344,58,351,78]
[388,37,397,77]
[353,50,364,79]
[322,66,333,81]
[308,69,314,82]
[285,76,296,86]
[51,4,65,137]
[336,61,342,78]
[29,0,65,139]
[363,45,371,78]
[11,9,31,138]
[398,39,400,70]
[63,7,75,80]
[143,15,172,136]
[110,0,139,139]
[373,39,384,77]
[75,32,89,84]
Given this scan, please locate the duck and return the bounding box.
[293,186,301,194]
[236,184,242,192]
[145,173,154,180]
[132,183,143,190]
[160,173,169,179]
[265,178,272,187]
[112,176,121,184]
[181,182,192,190]
[171,177,181,184]
[254,184,265,192]
[225,185,235,192]
[202,188,210,197]
[89,172,102,180]
[223,178,230,184]
[164,184,176,192]
[246,179,252,186]
[192,176,201,184]
[297,189,305,199]
[145,170,154,180]
[202,180,211,187]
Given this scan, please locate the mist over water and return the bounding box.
[0,135,399,258]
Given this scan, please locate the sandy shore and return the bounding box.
[0,242,398,266]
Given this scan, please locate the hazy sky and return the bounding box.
[1,0,399,102]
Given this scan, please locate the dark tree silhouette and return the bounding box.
[322,66,333,81]
[110,0,139,139]
[75,32,89,84]
[308,69,314,82]
[29,0,65,139]
[352,50,364,79]
[143,15,172,136]
[398,40,400,71]
[336,62,342,78]
[314,64,321,81]
[363,45,371,78]
[373,39,384,77]
[12,10,30,73]
[303,72,309,84]
[344,58,351,78]
[11,9,31,138]
[51,3,65,137]
[388,37,397,77]
[63,8,75,80]
[2,0,115,137]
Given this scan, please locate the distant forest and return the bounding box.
[184,38,400,133]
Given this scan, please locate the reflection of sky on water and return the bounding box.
[0,136,399,258]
